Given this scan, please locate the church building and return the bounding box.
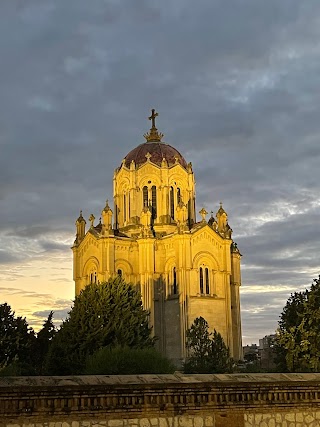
[72,110,243,361]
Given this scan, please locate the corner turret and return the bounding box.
[75,211,86,244]
[101,200,113,235]
[216,202,232,239]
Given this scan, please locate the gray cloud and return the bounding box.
[32,297,73,328]
[39,240,70,252]
[0,250,23,265]
[32,307,71,322]
[0,286,28,295]
[1,0,320,342]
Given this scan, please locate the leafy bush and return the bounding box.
[0,360,36,376]
[85,346,176,375]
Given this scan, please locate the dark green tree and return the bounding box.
[45,277,154,374]
[33,311,56,374]
[279,291,307,332]
[275,290,307,371]
[184,316,232,373]
[277,276,320,372]
[0,303,35,372]
[184,317,212,372]
[210,329,233,373]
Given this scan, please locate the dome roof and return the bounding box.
[123,142,188,169]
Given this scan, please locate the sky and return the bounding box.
[1,0,320,345]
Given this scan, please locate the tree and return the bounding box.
[33,311,56,374]
[184,316,232,373]
[0,303,35,371]
[278,290,307,332]
[275,290,307,371]
[277,276,320,372]
[210,329,233,373]
[45,277,154,374]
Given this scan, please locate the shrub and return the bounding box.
[85,346,176,375]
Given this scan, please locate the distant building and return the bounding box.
[72,110,243,362]
[259,334,277,371]
[243,344,259,361]
[259,334,276,350]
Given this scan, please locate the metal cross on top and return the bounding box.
[148,109,158,128]
[144,108,164,142]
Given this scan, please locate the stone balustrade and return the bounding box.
[1,373,320,427]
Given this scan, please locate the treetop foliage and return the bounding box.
[0,303,35,370]
[184,316,232,374]
[277,275,320,372]
[33,311,56,375]
[45,277,154,374]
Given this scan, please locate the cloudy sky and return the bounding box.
[1,0,320,344]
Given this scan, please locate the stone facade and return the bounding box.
[1,374,320,427]
[244,411,320,426]
[72,111,242,361]
[5,413,320,427]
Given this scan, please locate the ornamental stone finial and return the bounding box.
[103,199,112,212]
[89,213,95,227]
[199,207,208,222]
[76,210,85,224]
[101,200,113,232]
[143,108,164,142]
[217,201,227,217]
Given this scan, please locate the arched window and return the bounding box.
[199,267,204,294]
[187,199,192,227]
[115,204,119,229]
[151,186,157,219]
[170,186,174,219]
[117,269,122,277]
[177,188,181,204]
[90,271,97,284]
[123,194,126,223]
[173,267,177,294]
[143,186,148,208]
[205,268,210,294]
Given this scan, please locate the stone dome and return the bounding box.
[123,142,188,169]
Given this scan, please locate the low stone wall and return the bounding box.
[1,373,320,427]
